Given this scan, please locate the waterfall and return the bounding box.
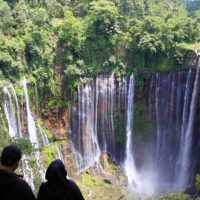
[22,77,39,147]
[72,66,200,195]
[10,84,22,138]
[38,124,64,166]
[3,87,18,138]
[72,74,130,174]
[38,124,49,146]
[22,78,45,182]
[56,144,64,162]
[124,75,140,188]
[71,142,85,173]
[3,84,35,190]
[71,75,128,172]
[155,74,161,162]
[145,63,200,193]
[3,84,22,138]
[95,74,116,152]
[73,82,101,171]
[176,60,200,189]
[22,156,35,190]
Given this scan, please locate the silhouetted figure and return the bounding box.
[0,145,36,200]
[37,159,85,200]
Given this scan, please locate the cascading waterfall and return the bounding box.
[72,82,101,172]
[10,84,22,138]
[2,78,63,189]
[38,124,49,146]
[71,75,128,173]
[38,124,64,162]
[2,84,35,190]
[3,87,18,138]
[124,75,140,189]
[176,60,200,189]
[22,77,45,181]
[145,62,200,193]
[72,64,200,195]
[71,142,85,173]
[21,79,40,187]
[2,64,200,196]
[21,156,35,190]
[37,123,64,162]
[56,144,64,162]
[22,77,39,146]
[96,74,115,152]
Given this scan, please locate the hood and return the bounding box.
[45,159,71,197]
[0,169,18,192]
[46,159,67,185]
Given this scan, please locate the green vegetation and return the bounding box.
[152,192,192,200]
[195,174,200,190]
[0,0,199,97]
[177,42,200,51]
[11,137,38,154]
[76,172,134,200]
[41,142,60,164]
[37,119,53,140]
[0,106,9,149]
[0,0,200,198]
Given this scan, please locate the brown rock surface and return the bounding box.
[42,105,69,140]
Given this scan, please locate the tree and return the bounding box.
[87,0,120,36]
[11,137,38,155]
[0,0,15,35]
[0,35,24,79]
[24,28,54,69]
[59,10,86,52]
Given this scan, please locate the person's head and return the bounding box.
[46,159,67,185]
[0,145,22,172]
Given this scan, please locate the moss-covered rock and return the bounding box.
[76,171,134,200]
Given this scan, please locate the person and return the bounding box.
[37,159,85,200]
[0,145,36,200]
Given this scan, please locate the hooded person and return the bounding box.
[37,159,85,200]
[0,145,36,200]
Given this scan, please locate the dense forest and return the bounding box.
[1,0,200,97]
[1,1,200,199]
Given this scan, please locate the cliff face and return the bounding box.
[2,45,200,195]
[40,103,78,177]
[184,50,199,68]
[42,105,69,139]
[145,67,200,183]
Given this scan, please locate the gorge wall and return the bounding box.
[70,55,200,195]
[1,55,200,196]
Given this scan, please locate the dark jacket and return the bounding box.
[0,169,36,200]
[37,159,84,200]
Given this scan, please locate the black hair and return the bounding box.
[0,145,22,166]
